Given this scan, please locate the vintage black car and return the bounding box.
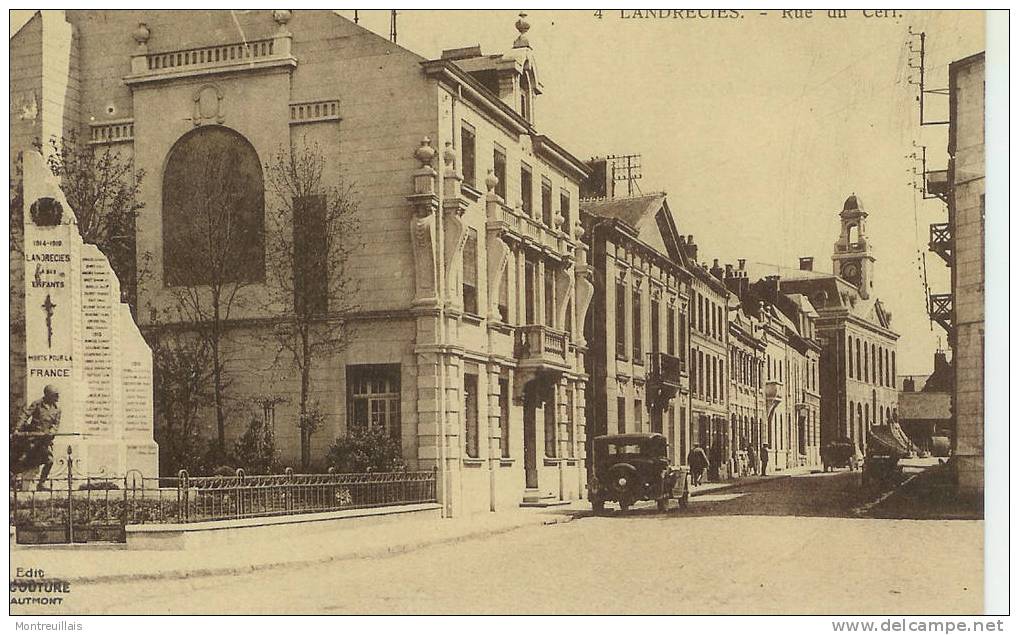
[821,439,860,472]
[589,433,690,513]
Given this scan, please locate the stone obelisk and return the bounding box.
[21,150,158,478]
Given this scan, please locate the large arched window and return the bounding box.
[162,126,265,286]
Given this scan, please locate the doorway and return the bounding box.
[523,384,538,489]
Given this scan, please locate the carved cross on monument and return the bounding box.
[42,293,56,348]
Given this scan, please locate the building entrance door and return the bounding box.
[523,385,538,489]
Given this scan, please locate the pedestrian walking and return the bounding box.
[747,444,758,476]
[687,444,709,486]
[760,443,770,476]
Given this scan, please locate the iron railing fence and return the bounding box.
[11,468,438,543]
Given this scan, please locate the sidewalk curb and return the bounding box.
[689,471,799,497]
[40,515,552,585]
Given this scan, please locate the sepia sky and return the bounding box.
[10,9,985,375]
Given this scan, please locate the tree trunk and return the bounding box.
[211,298,226,457]
[299,326,312,471]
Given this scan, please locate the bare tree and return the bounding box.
[42,133,145,311]
[149,322,213,474]
[262,140,359,470]
[160,131,265,457]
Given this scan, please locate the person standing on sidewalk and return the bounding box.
[747,444,758,476]
[760,443,770,476]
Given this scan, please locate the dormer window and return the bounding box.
[520,72,533,122]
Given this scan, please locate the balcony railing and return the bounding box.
[124,36,297,86]
[146,39,276,71]
[929,222,953,266]
[929,293,952,335]
[487,203,570,259]
[650,352,684,387]
[515,324,569,369]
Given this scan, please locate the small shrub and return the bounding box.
[78,480,120,491]
[326,426,405,473]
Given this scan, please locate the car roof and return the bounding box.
[594,433,667,444]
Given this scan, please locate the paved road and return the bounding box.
[23,470,983,615]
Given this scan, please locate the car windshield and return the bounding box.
[606,444,643,455]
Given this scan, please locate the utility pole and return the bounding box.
[390,10,397,43]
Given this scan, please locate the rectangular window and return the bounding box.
[632,288,643,362]
[347,364,402,441]
[690,349,697,395]
[650,297,660,354]
[493,147,507,200]
[461,123,476,188]
[293,195,328,316]
[698,350,705,398]
[544,394,557,458]
[697,293,704,333]
[463,227,479,314]
[464,373,479,458]
[560,192,571,232]
[617,396,626,434]
[499,377,510,458]
[678,312,687,363]
[544,266,555,327]
[541,179,553,227]
[666,305,676,355]
[615,280,627,358]
[524,258,537,324]
[634,399,643,433]
[520,164,533,217]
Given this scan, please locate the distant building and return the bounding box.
[926,52,984,498]
[754,195,900,454]
[684,256,734,480]
[898,351,954,454]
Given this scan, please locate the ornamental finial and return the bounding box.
[485,169,499,194]
[513,12,531,49]
[443,141,456,169]
[133,23,151,48]
[414,137,436,167]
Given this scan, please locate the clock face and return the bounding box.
[841,262,861,285]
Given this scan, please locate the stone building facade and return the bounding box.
[11,9,595,516]
[722,267,767,472]
[685,254,733,480]
[775,196,900,454]
[926,52,984,497]
[580,193,691,467]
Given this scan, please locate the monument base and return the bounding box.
[49,438,159,480]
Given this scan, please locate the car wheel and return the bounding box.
[657,497,669,512]
[592,499,605,514]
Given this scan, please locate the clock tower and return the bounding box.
[832,194,875,299]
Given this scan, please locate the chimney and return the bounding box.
[686,235,697,262]
[934,350,949,373]
[710,258,724,280]
[903,377,916,392]
[760,275,781,301]
[725,263,734,278]
[738,258,746,271]
[799,256,814,271]
[581,157,611,199]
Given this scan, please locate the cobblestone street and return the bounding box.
[25,471,982,615]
